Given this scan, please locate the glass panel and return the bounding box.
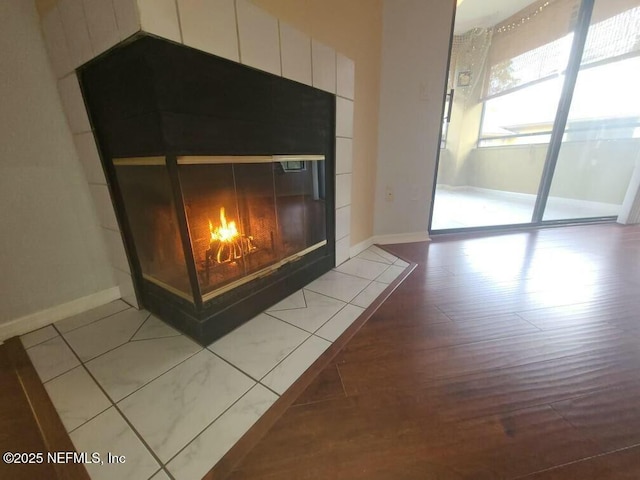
[432,0,578,230]
[543,0,640,221]
[274,160,327,258]
[178,163,246,295]
[114,161,193,300]
[178,159,327,298]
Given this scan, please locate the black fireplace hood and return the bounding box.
[78,34,336,345]
[79,34,335,158]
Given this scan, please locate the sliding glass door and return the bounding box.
[543,1,640,221]
[431,0,640,232]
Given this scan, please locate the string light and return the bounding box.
[494,1,552,34]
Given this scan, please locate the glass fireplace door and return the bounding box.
[114,154,327,305]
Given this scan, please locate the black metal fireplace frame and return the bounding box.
[78,34,336,345]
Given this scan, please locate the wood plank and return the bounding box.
[521,445,640,479]
[1,338,90,480]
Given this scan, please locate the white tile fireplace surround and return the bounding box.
[22,247,410,480]
[38,0,355,308]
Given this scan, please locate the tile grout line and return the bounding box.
[109,347,203,405]
[209,334,318,394]
[127,312,153,342]
[53,329,172,479]
[264,302,349,337]
[207,349,266,385]
[54,301,131,335]
[162,381,273,469]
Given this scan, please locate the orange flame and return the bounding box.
[209,207,238,243]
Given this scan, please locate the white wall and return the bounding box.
[374,0,454,240]
[0,1,115,326]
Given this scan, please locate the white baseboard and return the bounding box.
[0,286,121,342]
[373,232,431,245]
[349,237,375,258]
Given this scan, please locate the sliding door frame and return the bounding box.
[429,0,617,235]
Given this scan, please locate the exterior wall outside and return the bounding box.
[460,140,640,205]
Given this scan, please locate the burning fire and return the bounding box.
[207,207,256,265]
[209,207,238,243]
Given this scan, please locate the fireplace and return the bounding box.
[79,35,335,345]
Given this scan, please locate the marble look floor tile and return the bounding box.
[118,350,254,462]
[70,407,160,480]
[21,325,58,348]
[315,304,365,342]
[55,300,130,333]
[149,470,171,480]
[305,270,371,303]
[26,336,80,382]
[376,265,407,284]
[262,336,331,394]
[350,281,389,309]
[267,290,346,333]
[394,258,410,268]
[266,289,306,311]
[44,366,111,432]
[209,313,309,380]
[368,245,398,263]
[131,315,181,341]
[335,257,392,280]
[356,248,394,265]
[63,309,150,362]
[166,384,277,480]
[87,336,201,402]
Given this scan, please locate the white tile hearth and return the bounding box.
[149,470,171,480]
[262,335,331,394]
[268,290,346,333]
[118,349,254,462]
[306,269,370,302]
[21,244,410,479]
[131,314,181,341]
[377,265,407,284]
[55,299,130,333]
[336,257,391,280]
[356,248,396,265]
[166,384,277,480]
[44,366,111,432]
[20,325,58,349]
[70,407,160,480]
[267,289,307,311]
[368,244,399,264]
[351,281,389,309]
[316,304,365,342]
[86,335,201,402]
[26,335,80,383]
[63,308,150,362]
[209,313,310,380]
[395,258,410,268]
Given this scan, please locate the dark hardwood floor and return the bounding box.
[227,223,640,479]
[0,338,89,480]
